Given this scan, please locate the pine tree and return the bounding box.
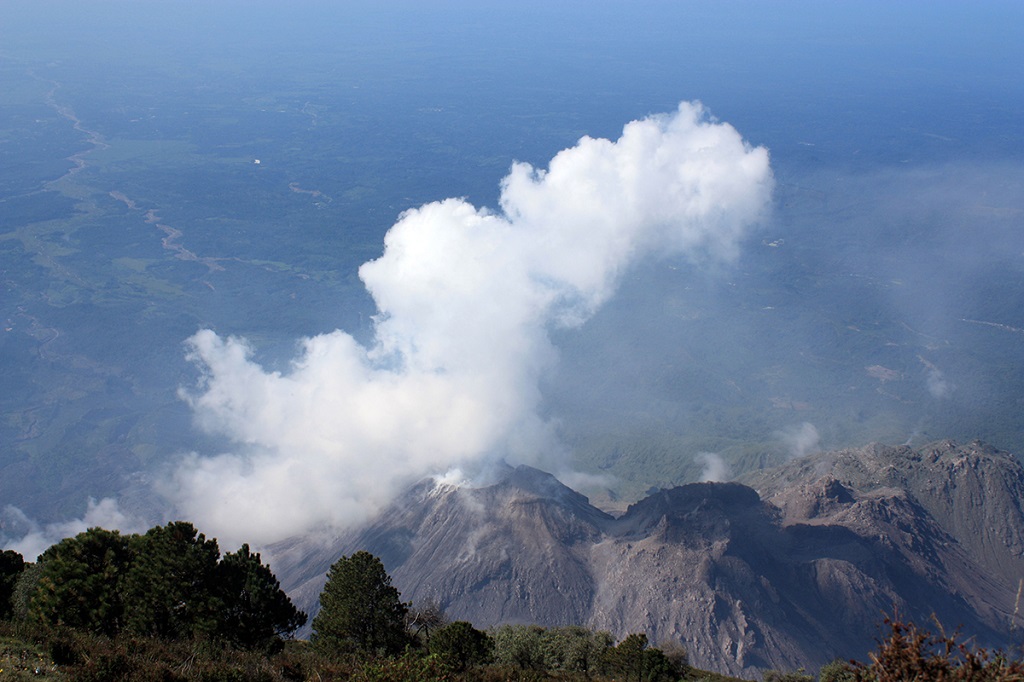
[603,633,680,682]
[311,550,409,656]
[122,521,221,639]
[0,550,25,620]
[27,528,131,635]
[216,543,307,649]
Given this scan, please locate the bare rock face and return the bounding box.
[275,464,611,632]
[273,441,1024,678]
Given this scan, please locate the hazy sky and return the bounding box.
[1,1,1022,557]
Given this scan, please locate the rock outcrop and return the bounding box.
[273,441,1024,678]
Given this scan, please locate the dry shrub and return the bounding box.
[851,614,1024,682]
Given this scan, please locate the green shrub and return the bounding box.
[540,625,614,675]
[429,621,492,671]
[818,658,855,682]
[491,624,546,671]
[350,651,454,681]
[762,669,813,682]
[602,633,681,682]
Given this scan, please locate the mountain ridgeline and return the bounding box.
[272,441,1024,678]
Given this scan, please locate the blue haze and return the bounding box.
[0,1,1022,524]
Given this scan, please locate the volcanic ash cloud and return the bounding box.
[169,102,774,547]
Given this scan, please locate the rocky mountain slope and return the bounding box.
[271,441,1024,677]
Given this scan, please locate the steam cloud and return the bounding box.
[779,422,821,460]
[926,367,950,399]
[168,102,773,547]
[918,356,951,399]
[695,452,731,482]
[1,498,141,562]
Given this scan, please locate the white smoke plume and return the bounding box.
[168,102,773,547]
[926,366,951,399]
[0,498,142,562]
[778,422,821,460]
[918,356,951,399]
[695,451,731,482]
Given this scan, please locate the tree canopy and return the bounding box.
[28,527,131,636]
[0,549,25,621]
[217,543,308,649]
[603,632,680,682]
[428,620,493,671]
[12,521,305,648]
[122,521,222,639]
[312,550,409,656]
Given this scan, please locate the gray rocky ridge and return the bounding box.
[271,441,1024,678]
